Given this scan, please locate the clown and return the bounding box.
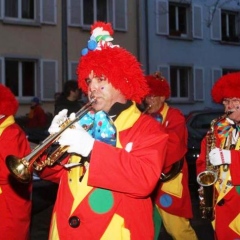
[144,72,198,240]
[38,22,168,240]
[0,84,31,239]
[197,72,240,240]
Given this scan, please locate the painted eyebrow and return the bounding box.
[85,78,91,84]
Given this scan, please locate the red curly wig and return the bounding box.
[211,72,240,103]
[77,22,149,103]
[145,72,170,99]
[0,84,18,116]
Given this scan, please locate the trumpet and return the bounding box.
[6,98,96,183]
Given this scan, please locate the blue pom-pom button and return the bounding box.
[88,40,97,50]
[159,194,173,208]
[81,48,88,56]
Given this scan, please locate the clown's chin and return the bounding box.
[226,111,234,116]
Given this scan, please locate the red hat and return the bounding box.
[77,22,149,103]
[0,84,18,116]
[211,72,240,103]
[145,72,170,99]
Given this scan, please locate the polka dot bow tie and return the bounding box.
[79,110,116,146]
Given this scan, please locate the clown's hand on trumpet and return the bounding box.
[49,109,95,157]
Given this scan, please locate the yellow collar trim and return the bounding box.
[114,102,141,148]
[160,103,169,124]
[0,116,15,136]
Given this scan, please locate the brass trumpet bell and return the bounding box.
[6,155,32,183]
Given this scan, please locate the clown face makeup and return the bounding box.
[86,71,126,113]
[145,95,165,114]
[223,98,240,123]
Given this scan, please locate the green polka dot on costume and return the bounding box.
[236,186,240,195]
[89,189,114,214]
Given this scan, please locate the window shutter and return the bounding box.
[158,65,169,81]
[40,60,58,100]
[0,57,3,84]
[237,12,240,36]
[68,0,82,27]
[194,67,204,101]
[41,0,57,25]
[158,65,170,98]
[110,0,127,31]
[68,61,78,80]
[0,0,2,20]
[158,65,169,82]
[192,5,203,39]
[210,7,221,40]
[211,68,222,88]
[35,0,41,23]
[156,0,168,35]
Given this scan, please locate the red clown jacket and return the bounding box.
[153,103,193,219]
[39,103,168,240]
[196,118,240,240]
[0,116,32,240]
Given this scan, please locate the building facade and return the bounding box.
[138,0,240,114]
[0,0,138,115]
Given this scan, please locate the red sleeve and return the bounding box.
[37,155,70,183]
[88,116,168,198]
[196,137,207,175]
[229,150,240,185]
[163,108,187,169]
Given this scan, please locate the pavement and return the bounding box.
[30,180,58,240]
[30,183,214,240]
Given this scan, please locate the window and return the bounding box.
[222,68,240,75]
[83,0,107,26]
[5,59,36,97]
[169,2,190,37]
[5,0,34,20]
[70,0,127,31]
[221,11,240,43]
[170,66,191,100]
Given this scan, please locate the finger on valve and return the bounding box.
[48,109,68,134]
